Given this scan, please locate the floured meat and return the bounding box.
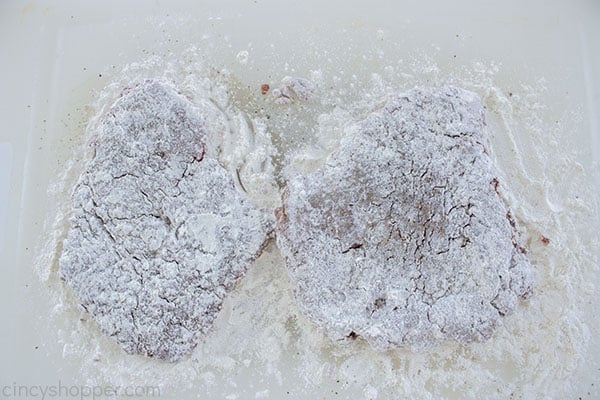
[59,80,273,362]
[276,86,533,350]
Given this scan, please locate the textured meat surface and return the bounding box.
[59,81,273,362]
[276,87,533,350]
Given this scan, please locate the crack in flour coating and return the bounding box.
[276,87,534,349]
[59,80,273,362]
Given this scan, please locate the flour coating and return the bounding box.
[276,86,533,349]
[59,81,273,362]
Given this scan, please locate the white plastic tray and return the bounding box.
[1,1,598,399]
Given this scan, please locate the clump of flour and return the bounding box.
[271,77,316,104]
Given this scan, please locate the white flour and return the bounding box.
[36,44,599,399]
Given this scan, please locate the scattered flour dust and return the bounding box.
[36,47,598,400]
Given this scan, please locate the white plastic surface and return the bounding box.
[1,1,599,399]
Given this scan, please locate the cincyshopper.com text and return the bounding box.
[1,381,160,399]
